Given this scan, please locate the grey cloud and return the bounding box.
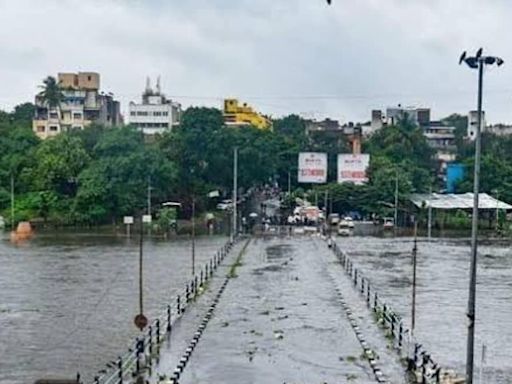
[0,0,511,123]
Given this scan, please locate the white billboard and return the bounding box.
[337,154,370,184]
[298,152,327,183]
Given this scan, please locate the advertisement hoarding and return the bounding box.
[337,154,370,184]
[298,152,327,183]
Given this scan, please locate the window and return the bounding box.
[49,126,58,132]
[130,111,136,116]
[37,126,45,132]
[137,111,148,116]
[162,111,169,116]
[153,111,162,116]
[73,113,82,120]
[49,112,58,119]
[88,76,91,81]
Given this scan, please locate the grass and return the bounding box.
[228,239,250,278]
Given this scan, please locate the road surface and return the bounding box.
[148,235,408,383]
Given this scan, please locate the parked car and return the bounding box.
[216,199,233,210]
[328,213,340,225]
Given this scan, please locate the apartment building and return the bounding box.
[32,72,122,139]
[128,78,182,135]
[223,99,271,130]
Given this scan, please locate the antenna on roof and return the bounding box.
[145,76,152,93]
[156,76,161,94]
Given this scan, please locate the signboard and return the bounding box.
[337,154,370,184]
[123,216,134,225]
[298,152,327,183]
[142,215,152,223]
[134,313,148,331]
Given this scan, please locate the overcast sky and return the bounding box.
[1,0,511,123]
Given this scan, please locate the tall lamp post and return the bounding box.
[233,147,238,239]
[459,48,504,384]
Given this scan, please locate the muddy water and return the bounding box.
[336,236,512,384]
[0,232,227,384]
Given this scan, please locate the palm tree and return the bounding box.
[38,76,64,109]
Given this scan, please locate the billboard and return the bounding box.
[337,154,370,184]
[298,152,327,183]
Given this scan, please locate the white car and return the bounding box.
[216,200,233,210]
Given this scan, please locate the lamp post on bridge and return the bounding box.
[459,48,504,384]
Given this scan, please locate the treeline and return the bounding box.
[3,103,506,226]
[0,106,350,226]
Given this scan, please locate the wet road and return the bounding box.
[336,235,512,384]
[151,236,408,384]
[0,232,227,384]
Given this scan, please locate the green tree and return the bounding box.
[38,76,64,108]
[11,102,35,126]
[32,134,90,196]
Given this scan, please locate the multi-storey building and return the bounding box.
[128,78,182,135]
[32,72,122,139]
[223,99,271,130]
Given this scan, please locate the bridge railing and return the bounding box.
[329,239,462,384]
[88,237,239,384]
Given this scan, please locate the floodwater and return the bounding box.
[0,231,227,384]
[336,235,512,384]
[150,236,385,384]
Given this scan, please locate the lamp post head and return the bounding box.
[459,50,504,69]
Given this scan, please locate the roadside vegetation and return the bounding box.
[2,101,511,228]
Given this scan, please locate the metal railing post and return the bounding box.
[117,356,123,383]
[167,305,172,332]
[148,325,153,357]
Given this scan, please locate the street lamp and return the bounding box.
[459,48,504,384]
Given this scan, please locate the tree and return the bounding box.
[11,103,35,125]
[32,134,90,196]
[74,126,177,224]
[442,113,467,149]
[38,76,64,109]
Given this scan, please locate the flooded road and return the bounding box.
[336,235,512,384]
[0,232,227,384]
[161,237,379,384]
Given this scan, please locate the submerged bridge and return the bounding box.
[76,230,463,384]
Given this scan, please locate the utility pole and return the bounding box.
[466,57,483,384]
[147,176,152,236]
[191,197,195,276]
[428,185,432,240]
[147,177,151,216]
[394,169,399,228]
[233,147,238,238]
[495,190,499,232]
[138,214,144,318]
[411,219,418,337]
[10,172,14,229]
[288,171,291,196]
[459,48,503,384]
[324,189,328,215]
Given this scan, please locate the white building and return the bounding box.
[128,78,181,135]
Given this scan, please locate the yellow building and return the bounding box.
[223,99,271,130]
